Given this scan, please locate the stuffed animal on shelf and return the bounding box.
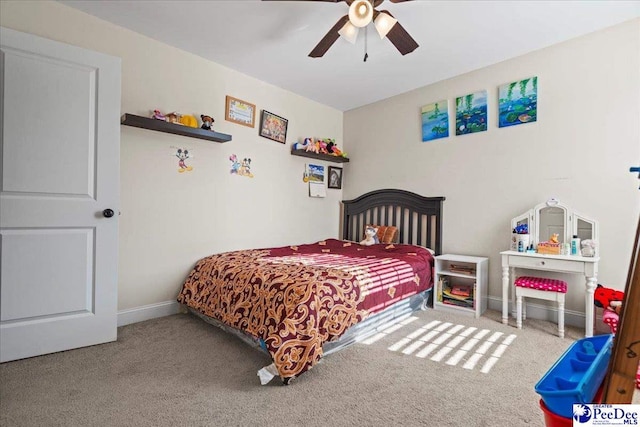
[166,112,181,124]
[293,137,313,151]
[326,140,344,157]
[200,114,215,131]
[360,226,380,246]
[151,109,166,121]
[318,140,328,154]
[594,284,625,315]
[549,233,560,244]
[305,139,319,153]
[179,114,198,128]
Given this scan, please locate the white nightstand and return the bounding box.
[433,254,489,318]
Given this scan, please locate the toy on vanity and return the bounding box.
[537,233,562,255]
[581,239,597,257]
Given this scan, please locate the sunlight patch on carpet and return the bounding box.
[362,319,517,373]
[359,316,419,345]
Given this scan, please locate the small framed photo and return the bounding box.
[259,110,288,144]
[225,95,256,128]
[328,166,342,189]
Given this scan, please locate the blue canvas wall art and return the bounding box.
[455,90,488,135]
[421,100,449,142]
[498,76,537,128]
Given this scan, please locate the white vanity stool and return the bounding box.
[514,276,567,338]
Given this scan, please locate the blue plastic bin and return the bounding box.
[535,334,613,419]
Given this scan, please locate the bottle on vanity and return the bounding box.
[571,235,581,255]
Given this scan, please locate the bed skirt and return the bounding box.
[184,288,432,381]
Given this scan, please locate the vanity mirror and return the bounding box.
[538,204,567,244]
[510,198,599,254]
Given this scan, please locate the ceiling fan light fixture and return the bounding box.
[374,12,398,39]
[348,0,373,28]
[338,21,359,44]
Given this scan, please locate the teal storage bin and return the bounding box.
[535,334,613,419]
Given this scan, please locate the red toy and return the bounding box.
[594,284,624,315]
[595,285,639,390]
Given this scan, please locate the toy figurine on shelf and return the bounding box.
[179,114,198,128]
[151,109,166,121]
[318,140,329,154]
[293,137,313,151]
[291,137,348,159]
[324,139,345,157]
[305,139,319,153]
[200,114,215,131]
[166,112,181,124]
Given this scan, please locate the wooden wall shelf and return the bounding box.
[121,113,232,143]
[290,148,350,163]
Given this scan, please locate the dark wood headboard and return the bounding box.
[341,189,445,254]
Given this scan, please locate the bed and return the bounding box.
[177,189,445,384]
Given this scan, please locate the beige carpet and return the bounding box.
[1,309,637,427]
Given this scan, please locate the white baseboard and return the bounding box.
[117,300,181,327]
[487,296,586,329]
[118,297,589,330]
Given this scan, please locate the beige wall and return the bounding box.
[1,1,344,313]
[345,19,640,318]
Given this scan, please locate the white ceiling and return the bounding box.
[60,0,640,111]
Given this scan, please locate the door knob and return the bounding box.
[103,209,115,218]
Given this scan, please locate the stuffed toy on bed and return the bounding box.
[360,226,380,246]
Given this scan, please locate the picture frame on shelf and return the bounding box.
[259,110,288,144]
[328,166,342,189]
[225,95,256,128]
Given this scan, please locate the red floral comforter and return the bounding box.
[177,239,434,382]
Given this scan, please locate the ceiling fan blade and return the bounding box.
[388,0,413,3]
[261,0,346,2]
[308,15,350,58]
[380,10,419,55]
[386,22,419,55]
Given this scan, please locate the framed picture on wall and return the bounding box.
[498,76,538,128]
[225,95,256,128]
[259,110,288,144]
[328,166,342,189]
[455,90,488,135]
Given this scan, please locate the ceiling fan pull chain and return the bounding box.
[364,25,368,62]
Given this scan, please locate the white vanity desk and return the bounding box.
[503,199,599,337]
[500,250,599,337]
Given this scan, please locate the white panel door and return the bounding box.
[0,27,121,362]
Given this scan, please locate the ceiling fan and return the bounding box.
[264,0,419,59]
